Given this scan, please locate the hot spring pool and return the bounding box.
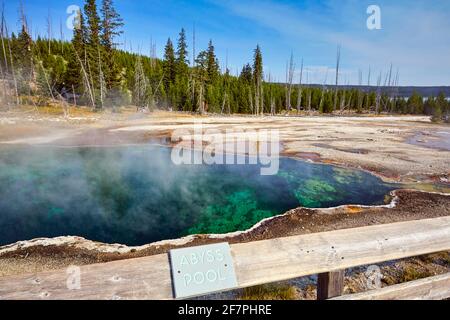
[0,146,396,246]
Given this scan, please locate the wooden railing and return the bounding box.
[0,216,449,300]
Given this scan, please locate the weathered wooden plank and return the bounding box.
[332,272,450,300]
[317,270,345,300]
[0,253,173,300]
[231,216,450,288]
[0,216,449,300]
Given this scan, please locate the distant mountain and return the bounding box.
[303,85,450,98]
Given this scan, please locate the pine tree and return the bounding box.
[206,40,219,84]
[84,0,102,97]
[433,92,448,122]
[73,10,87,58]
[176,28,188,76]
[174,28,190,110]
[253,45,263,115]
[252,46,263,87]
[3,1,431,116]
[101,0,123,89]
[65,9,86,89]
[239,64,252,84]
[431,103,442,123]
[407,91,424,114]
[424,96,436,115]
[163,38,176,89]
[16,25,33,76]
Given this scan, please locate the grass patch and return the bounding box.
[238,284,298,300]
[399,266,434,282]
[441,252,450,265]
[421,252,450,266]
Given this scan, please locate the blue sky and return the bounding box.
[3,0,450,86]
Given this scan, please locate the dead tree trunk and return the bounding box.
[375,71,382,114]
[72,85,77,107]
[260,81,264,116]
[333,46,341,112]
[319,69,329,113]
[296,58,304,112]
[286,53,295,112]
[98,47,106,109]
[6,27,19,105]
[74,47,95,109]
[0,6,8,75]
[306,72,312,113]
[365,66,371,111]
[247,86,253,115]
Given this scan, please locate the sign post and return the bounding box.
[169,243,238,299]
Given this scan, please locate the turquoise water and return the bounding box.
[0,146,396,246]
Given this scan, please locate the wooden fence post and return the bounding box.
[317,270,345,300]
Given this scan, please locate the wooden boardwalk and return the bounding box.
[1,216,449,300]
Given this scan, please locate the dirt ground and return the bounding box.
[0,106,449,298]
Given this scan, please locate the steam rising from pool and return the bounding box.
[0,146,395,246]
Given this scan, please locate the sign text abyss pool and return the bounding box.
[169,243,238,298]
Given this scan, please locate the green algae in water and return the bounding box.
[0,146,396,246]
[187,190,274,235]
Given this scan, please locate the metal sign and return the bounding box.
[169,243,238,299]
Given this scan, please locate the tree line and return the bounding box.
[0,0,448,122]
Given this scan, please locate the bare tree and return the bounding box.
[381,63,394,112]
[98,47,106,109]
[333,45,341,112]
[305,70,312,112]
[286,52,295,112]
[5,24,19,105]
[133,55,148,110]
[0,4,6,104]
[267,73,275,116]
[345,80,354,111]
[191,24,196,107]
[46,9,52,54]
[19,1,28,33]
[0,3,8,75]
[319,68,329,112]
[198,81,205,114]
[271,90,276,116]
[391,69,400,113]
[74,47,95,109]
[192,23,196,68]
[149,36,156,70]
[260,79,264,115]
[375,71,382,114]
[340,79,349,112]
[357,69,364,111]
[19,0,34,82]
[221,70,229,115]
[296,58,304,112]
[37,61,55,100]
[284,61,288,112]
[248,87,253,115]
[59,19,64,54]
[365,66,371,111]
[148,73,164,110]
[72,84,77,106]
